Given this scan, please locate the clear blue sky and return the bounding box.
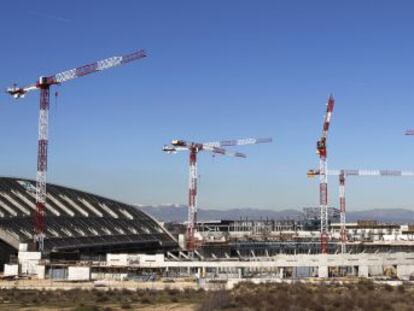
[1,0,414,211]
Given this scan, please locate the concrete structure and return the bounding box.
[68,266,91,281]
[11,251,414,281]
[18,251,41,275]
[0,177,178,269]
[3,264,18,276]
[302,206,340,231]
[107,253,165,266]
[36,265,46,279]
[331,221,413,242]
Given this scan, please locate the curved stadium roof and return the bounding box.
[0,177,177,254]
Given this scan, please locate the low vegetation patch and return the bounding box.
[0,281,412,310]
[198,280,414,311]
[0,287,204,310]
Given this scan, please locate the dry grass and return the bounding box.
[0,280,412,311]
[0,287,203,311]
[197,280,414,311]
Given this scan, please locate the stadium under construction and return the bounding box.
[1,177,414,283]
[0,177,177,267]
[2,49,414,285]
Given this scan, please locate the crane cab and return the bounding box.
[316,139,327,156]
[162,146,176,153]
[307,169,319,178]
[171,140,187,147]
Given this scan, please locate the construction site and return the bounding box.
[0,49,413,291]
[3,2,414,310]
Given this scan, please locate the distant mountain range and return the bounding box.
[137,205,414,224]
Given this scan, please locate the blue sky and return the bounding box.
[1,1,414,211]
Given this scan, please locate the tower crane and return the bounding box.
[163,137,272,253]
[6,49,147,251]
[308,169,414,253]
[316,95,335,254]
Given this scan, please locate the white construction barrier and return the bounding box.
[4,264,18,276]
[68,266,90,281]
[18,251,41,275]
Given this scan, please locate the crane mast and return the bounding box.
[7,49,147,251]
[163,137,272,253]
[308,168,414,253]
[187,148,198,252]
[316,95,335,254]
[338,171,346,253]
[35,85,50,250]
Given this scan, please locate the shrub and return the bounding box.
[141,295,153,304]
[197,290,234,311]
[71,306,100,311]
[95,295,109,303]
[120,302,132,309]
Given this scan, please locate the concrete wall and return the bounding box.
[397,265,414,280]
[368,265,383,276]
[36,265,45,280]
[68,266,90,281]
[91,272,128,281]
[18,251,41,275]
[122,252,414,280]
[106,254,128,266]
[318,266,328,278]
[107,253,164,266]
[358,265,369,277]
[4,264,18,276]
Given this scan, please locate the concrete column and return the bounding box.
[397,265,414,280]
[36,265,45,279]
[368,265,383,277]
[358,265,369,278]
[318,266,328,278]
[279,267,284,279]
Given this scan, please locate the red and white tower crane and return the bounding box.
[163,137,272,253]
[6,49,147,251]
[338,170,346,253]
[308,169,414,253]
[316,95,335,254]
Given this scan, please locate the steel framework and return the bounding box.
[308,168,414,253]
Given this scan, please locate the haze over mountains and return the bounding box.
[137,204,414,224]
